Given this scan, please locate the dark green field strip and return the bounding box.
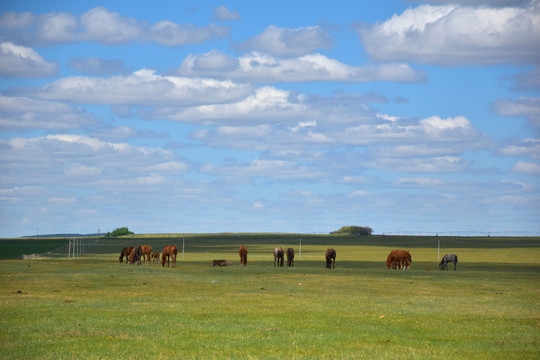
[0,239,68,259]
[1,235,539,259]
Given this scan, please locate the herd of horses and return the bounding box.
[120,244,458,271]
[119,245,178,267]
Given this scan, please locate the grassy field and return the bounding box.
[0,234,539,359]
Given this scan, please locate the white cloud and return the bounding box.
[17,69,252,106]
[213,6,240,21]
[0,95,97,130]
[176,50,424,83]
[201,159,324,180]
[498,138,540,159]
[1,135,189,190]
[0,7,229,46]
[358,2,540,65]
[149,21,229,46]
[0,42,58,78]
[240,25,333,56]
[492,96,540,128]
[511,161,540,175]
[157,86,311,124]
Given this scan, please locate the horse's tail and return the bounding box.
[454,255,458,263]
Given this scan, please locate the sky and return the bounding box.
[0,0,539,237]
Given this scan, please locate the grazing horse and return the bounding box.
[161,245,178,267]
[151,252,160,264]
[119,246,133,263]
[439,254,458,270]
[274,247,284,267]
[325,248,336,269]
[239,246,248,266]
[140,245,152,264]
[213,260,233,267]
[287,247,295,267]
[129,245,143,265]
[386,250,411,270]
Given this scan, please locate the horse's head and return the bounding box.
[161,253,166,267]
[119,256,123,263]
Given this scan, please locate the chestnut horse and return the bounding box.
[119,246,133,263]
[287,247,295,267]
[140,245,152,264]
[161,245,178,267]
[386,250,412,270]
[274,247,284,267]
[129,245,143,265]
[239,246,248,266]
[325,248,336,269]
[151,252,160,264]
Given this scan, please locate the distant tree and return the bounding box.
[105,227,134,237]
[331,226,373,236]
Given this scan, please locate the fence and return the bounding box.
[68,238,100,259]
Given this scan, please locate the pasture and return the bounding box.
[0,234,539,359]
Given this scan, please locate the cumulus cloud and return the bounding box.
[498,138,540,159]
[0,42,58,78]
[213,6,240,21]
[148,21,229,46]
[14,69,252,106]
[240,25,333,56]
[0,7,229,46]
[0,134,189,190]
[0,95,97,130]
[201,159,325,180]
[176,50,425,83]
[358,2,540,65]
[511,161,540,175]
[492,96,540,128]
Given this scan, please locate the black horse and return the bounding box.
[325,248,336,269]
[439,254,458,270]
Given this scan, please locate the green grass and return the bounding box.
[0,235,539,359]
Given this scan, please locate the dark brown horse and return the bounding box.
[129,245,143,265]
[325,248,336,269]
[162,245,178,267]
[287,247,295,267]
[213,260,233,267]
[239,246,248,266]
[151,252,160,264]
[274,247,284,267]
[140,245,152,264]
[119,246,133,263]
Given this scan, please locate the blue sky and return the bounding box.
[1,0,539,237]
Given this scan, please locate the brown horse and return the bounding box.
[151,252,160,264]
[140,245,152,264]
[287,247,295,267]
[325,248,336,269]
[213,260,233,267]
[129,245,143,265]
[119,246,133,263]
[386,249,411,270]
[162,245,178,267]
[239,246,248,266]
[274,247,284,267]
